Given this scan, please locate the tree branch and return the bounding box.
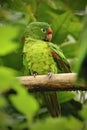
[17,73,87,92]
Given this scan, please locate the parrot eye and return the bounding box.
[41,28,46,33]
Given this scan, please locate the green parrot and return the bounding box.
[22,22,71,117]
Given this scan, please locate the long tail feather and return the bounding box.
[43,92,61,117]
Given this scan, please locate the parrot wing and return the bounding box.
[48,42,71,73]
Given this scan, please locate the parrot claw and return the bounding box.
[48,72,53,79]
[33,71,38,78]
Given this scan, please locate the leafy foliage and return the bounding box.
[76,16,87,85]
[0,0,87,129]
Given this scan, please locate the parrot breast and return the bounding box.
[23,39,58,75]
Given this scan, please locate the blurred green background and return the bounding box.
[0,0,87,130]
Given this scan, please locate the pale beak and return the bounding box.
[45,28,52,42]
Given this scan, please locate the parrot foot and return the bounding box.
[48,72,53,79]
[33,71,38,78]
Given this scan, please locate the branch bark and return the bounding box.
[17,73,87,92]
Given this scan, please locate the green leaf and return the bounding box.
[31,117,82,130]
[52,11,73,44]
[0,25,19,55]
[68,21,82,39]
[80,105,87,120]
[0,96,7,107]
[52,11,81,44]
[2,0,27,12]
[10,85,39,121]
[25,0,37,13]
[77,22,87,72]
[58,92,75,103]
[0,66,16,92]
[65,116,82,130]
[37,1,53,23]
[61,0,87,10]
[60,42,78,58]
[0,23,25,71]
[31,118,67,130]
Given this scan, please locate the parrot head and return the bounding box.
[24,22,52,42]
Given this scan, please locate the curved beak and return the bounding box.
[45,27,52,42]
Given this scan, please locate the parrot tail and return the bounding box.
[43,92,61,117]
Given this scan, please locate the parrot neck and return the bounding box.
[25,37,36,44]
[26,33,41,41]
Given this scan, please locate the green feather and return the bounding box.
[23,38,58,75]
[48,42,71,72]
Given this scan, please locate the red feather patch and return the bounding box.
[51,50,58,58]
